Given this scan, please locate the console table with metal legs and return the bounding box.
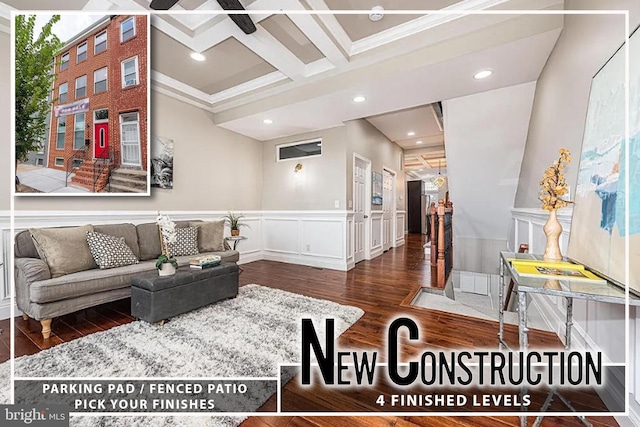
[497,251,640,427]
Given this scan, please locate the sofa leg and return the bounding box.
[22,313,29,321]
[40,319,52,339]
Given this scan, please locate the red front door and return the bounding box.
[94,122,109,159]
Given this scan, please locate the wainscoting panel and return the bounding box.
[369,211,383,260]
[301,220,343,259]
[395,211,406,247]
[262,218,300,255]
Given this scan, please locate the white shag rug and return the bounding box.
[2,284,364,426]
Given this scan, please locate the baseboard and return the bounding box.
[394,238,405,247]
[262,251,349,271]
[238,250,263,265]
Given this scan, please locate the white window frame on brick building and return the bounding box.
[58,82,68,103]
[77,42,87,63]
[121,17,135,42]
[120,111,141,167]
[74,113,85,150]
[56,117,66,150]
[121,56,139,88]
[60,52,69,71]
[95,30,107,54]
[76,75,86,99]
[94,67,107,93]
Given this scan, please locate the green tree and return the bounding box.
[15,14,62,185]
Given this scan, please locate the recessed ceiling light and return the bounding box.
[369,6,384,22]
[190,52,206,62]
[474,70,493,79]
[263,119,273,124]
[407,131,415,137]
[352,95,366,103]
[416,140,423,144]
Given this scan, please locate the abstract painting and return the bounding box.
[372,171,383,205]
[568,28,640,294]
[151,136,173,189]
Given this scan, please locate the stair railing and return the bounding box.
[429,199,454,288]
[65,143,88,187]
[92,145,118,192]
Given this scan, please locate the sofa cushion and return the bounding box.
[87,231,139,269]
[30,225,97,278]
[93,223,140,259]
[30,260,158,303]
[189,220,225,252]
[136,223,162,261]
[168,227,199,257]
[15,230,40,259]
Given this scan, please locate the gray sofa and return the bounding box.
[14,221,239,339]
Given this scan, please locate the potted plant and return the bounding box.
[156,213,178,276]
[224,211,248,237]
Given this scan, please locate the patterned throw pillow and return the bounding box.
[168,227,199,257]
[86,231,139,269]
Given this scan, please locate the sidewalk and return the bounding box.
[16,165,89,194]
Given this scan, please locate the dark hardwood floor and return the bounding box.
[7,234,618,426]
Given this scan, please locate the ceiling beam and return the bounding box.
[303,0,352,55]
[284,0,348,67]
[404,146,446,157]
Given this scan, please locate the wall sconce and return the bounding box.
[294,163,303,173]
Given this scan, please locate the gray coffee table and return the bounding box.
[131,262,239,324]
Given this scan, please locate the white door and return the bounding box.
[120,112,141,167]
[382,169,394,252]
[354,157,367,263]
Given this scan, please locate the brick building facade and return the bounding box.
[47,15,148,192]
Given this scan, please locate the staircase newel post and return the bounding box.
[430,202,437,266]
[437,199,446,287]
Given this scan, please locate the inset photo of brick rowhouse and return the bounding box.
[15,13,149,194]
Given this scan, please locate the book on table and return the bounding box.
[189,255,222,266]
[511,262,606,284]
[190,261,221,269]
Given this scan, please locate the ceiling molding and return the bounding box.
[152,14,202,51]
[152,84,216,112]
[151,71,212,103]
[304,57,334,77]
[109,0,148,10]
[209,71,288,104]
[350,0,511,56]
[0,21,8,34]
[84,0,117,10]
[0,2,12,20]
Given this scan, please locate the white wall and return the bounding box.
[515,1,639,208]
[345,119,405,212]
[261,126,347,211]
[444,82,536,274]
[15,92,264,211]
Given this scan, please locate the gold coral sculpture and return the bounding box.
[539,148,573,211]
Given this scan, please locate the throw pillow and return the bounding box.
[189,220,225,252]
[86,231,139,269]
[30,225,97,278]
[168,227,199,257]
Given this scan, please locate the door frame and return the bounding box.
[92,108,109,160]
[353,153,372,261]
[119,111,142,167]
[383,165,397,249]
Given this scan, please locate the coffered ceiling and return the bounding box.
[0,0,566,154]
